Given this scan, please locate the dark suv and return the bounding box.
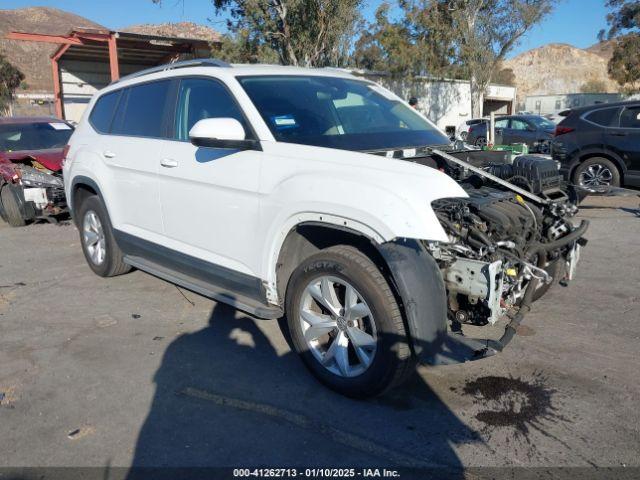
[467,115,556,152]
[552,101,640,188]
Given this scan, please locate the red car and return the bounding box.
[0,117,73,227]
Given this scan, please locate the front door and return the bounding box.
[157,77,263,278]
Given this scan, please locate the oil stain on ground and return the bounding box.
[457,373,570,438]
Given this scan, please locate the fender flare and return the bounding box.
[376,238,448,364]
[568,147,627,177]
[69,175,105,221]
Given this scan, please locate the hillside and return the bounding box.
[0,7,104,92]
[504,43,619,103]
[123,22,221,43]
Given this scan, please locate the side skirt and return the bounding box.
[114,230,283,320]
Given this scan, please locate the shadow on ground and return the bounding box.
[126,303,482,478]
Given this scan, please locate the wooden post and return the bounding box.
[108,34,120,81]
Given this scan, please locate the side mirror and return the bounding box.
[189,118,260,150]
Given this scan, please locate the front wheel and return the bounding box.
[0,184,26,227]
[475,136,487,147]
[285,245,415,398]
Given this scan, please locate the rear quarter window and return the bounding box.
[89,90,121,133]
[584,107,619,127]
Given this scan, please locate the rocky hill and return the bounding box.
[0,7,104,92]
[503,42,619,103]
[123,22,221,43]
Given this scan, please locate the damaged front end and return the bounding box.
[0,157,68,224]
[424,150,588,362]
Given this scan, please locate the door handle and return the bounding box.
[160,158,179,168]
[103,151,116,158]
[609,131,628,136]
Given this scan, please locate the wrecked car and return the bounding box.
[64,60,588,397]
[0,117,72,226]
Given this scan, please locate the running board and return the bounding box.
[123,255,283,320]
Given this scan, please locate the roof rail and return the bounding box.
[113,58,231,84]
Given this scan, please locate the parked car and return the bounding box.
[467,114,556,152]
[551,101,640,189]
[64,60,587,397]
[0,117,72,227]
[456,117,486,141]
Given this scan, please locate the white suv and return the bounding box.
[64,59,587,397]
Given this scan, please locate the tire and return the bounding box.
[77,195,131,277]
[475,136,487,147]
[460,131,468,141]
[531,258,564,302]
[285,245,416,398]
[0,184,26,227]
[573,157,620,188]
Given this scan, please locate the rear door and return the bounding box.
[156,76,263,278]
[99,79,174,242]
[610,105,640,180]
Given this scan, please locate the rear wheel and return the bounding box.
[0,184,26,227]
[78,195,131,277]
[573,157,620,189]
[285,245,415,398]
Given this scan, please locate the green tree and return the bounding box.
[355,1,555,116]
[580,79,608,93]
[599,0,640,91]
[210,0,364,67]
[609,34,640,92]
[0,54,24,115]
[445,0,556,117]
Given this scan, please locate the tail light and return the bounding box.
[554,126,574,137]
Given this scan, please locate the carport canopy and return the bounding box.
[6,28,214,119]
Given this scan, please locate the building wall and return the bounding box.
[524,93,625,115]
[359,74,515,133]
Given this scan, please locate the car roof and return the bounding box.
[567,99,640,114]
[0,116,66,125]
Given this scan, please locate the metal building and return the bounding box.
[6,28,215,122]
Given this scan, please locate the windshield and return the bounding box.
[528,116,555,130]
[238,75,449,151]
[0,122,73,152]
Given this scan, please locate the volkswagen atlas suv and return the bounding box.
[64,59,587,397]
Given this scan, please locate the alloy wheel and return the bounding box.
[579,163,613,187]
[83,210,106,265]
[299,276,377,378]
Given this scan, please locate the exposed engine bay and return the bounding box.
[411,148,588,334]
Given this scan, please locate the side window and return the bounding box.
[619,106,640,128]
[510,119,530,130]
[112,80,172,138]
[495,118,509,128]
[585,107,619,127]
[174,78,248,141]
[89,90,121,133]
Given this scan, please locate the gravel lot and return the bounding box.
[0,194,639,479]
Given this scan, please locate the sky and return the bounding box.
[2,0,610,58]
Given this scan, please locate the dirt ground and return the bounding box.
[0,194,639,479]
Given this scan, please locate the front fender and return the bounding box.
[377,238,448,363]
